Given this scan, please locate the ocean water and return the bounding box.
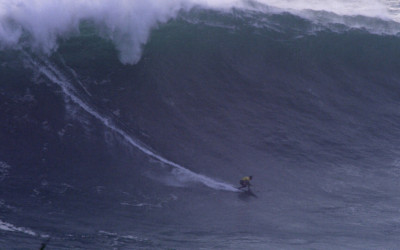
[1,0,400,249]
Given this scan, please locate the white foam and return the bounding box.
[258,0,391,18]
[98,230,149,242]
[120,202,162,208]
[25,55,237,192]
[0,0,398,63]
[0,219,36,236]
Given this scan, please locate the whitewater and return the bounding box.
[1,0,400,249]
[0,0,399,64]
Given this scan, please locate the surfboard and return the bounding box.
[238,188,257,197]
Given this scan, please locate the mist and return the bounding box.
[0,0,397,64]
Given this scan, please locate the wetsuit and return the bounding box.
[239,176,251,189]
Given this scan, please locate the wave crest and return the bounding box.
[0,0,398,64]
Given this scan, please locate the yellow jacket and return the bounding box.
[241,176,251,181]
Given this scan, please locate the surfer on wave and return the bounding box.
[238,176,252,191]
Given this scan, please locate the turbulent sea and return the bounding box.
[2,0,400,249]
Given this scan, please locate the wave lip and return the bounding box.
[261,0,392,17]
[1,0,399,64]
[0,0,185,63]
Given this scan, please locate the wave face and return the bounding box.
[2,1,400,249]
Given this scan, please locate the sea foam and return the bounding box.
[0,0,398,64]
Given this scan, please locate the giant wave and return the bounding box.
[2,0,400,249]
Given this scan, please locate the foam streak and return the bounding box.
[0,219,36,236]
[25,55,237,192]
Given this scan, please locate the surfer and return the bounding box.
[238,176,252,190]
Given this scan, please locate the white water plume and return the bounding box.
[0,0,398,64]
